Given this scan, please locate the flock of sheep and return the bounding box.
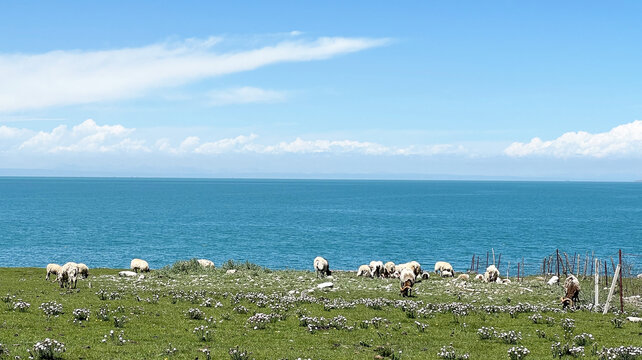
[44,256,580,308]
[314,256,581,307]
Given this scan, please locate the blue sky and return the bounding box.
[1,1,642,180]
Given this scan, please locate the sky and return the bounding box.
[1,1,642,180]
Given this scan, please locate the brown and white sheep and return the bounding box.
[357,264,371,277]
[484,265,499,283]
[383,262,396,277]
[369,261,384,278]
[59,262,79,289]
[561,274,581,308]
[77,263,89,278]
[399,268,415,297]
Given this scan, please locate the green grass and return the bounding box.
[0,265,640,359]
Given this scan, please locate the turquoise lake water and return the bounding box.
[1,177,640,274]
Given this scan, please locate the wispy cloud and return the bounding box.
[0,36,389,112]
[207,87,287,106]
[504,120,642,158]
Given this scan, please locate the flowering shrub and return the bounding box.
[611,318,624,329]
[39,302,63,318]
[27,338,65,360]
[507,346,530,360]
[574,333,594,346]
[113,315,128,328]
[165,343,177,355]
[414,320,428,332]
[101,330,128,345]
[528,314,542,324]
[561,318,576,333]
[298,315,352,333]
[229,346,251,360]
[95,289,121,300]
[496,330,522,344]
[233,305,249,314]
[193,325,212,341]
[97,305,110,321]
[186,308,204,320]
[13,299,30,312]
[72,308,90,324]
[246,313,277,330]
[477,326,495,340]
[597,346,642,360]
[437,345,469,359]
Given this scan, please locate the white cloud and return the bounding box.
[18,119,144,153]
[208,87,287,106]
[0,36,389,112]
[504,120,642,158]
[194,134,259,154]
[0,125,32,139]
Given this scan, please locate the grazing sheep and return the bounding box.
[45,263,62,281]
[547,275,559,286]
[357,265,371,277]
[409,261,422,276]
[130,259,150,273]
[313,256,331,278]
[457,273,470,281]
[484,265,500,283]
[369,261,384,278]
[475,274,484,281]
[420,271,430,280]
[197,259,215,268]
[434,261,453,275]
[77,263,89,278]
[59,262,78,289]
[119,271,137,277]
[502,278,511,284]
[399,268,415,297]
[383,262,396,277]
[561,274,581,308]
[441,270,453,278]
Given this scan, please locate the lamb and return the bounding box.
[475,274,484,281]
[313,256,331,278]
[357,264,372,277]
[383,262,396,277]
[399,268,415,297]
[130,259,150,273]
[434,261,454,276]
[484,265,499,283]
[369,261,384,278]
[420,271,431,280]
[59,262,78,289]
[45,263,62,281]
[561,274,581,308]
[547,276,559,286]
[197,259,215,268]
[77,263,89,278]
[441,270,453,278]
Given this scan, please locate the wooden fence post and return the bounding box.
[603,264,621,315]
[594,258,599,309]
[619,249,624,313]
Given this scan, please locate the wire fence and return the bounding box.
[467,248,642,313]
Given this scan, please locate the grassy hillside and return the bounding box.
[0,262,640,359]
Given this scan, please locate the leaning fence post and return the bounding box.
[594,258,599,310]
[603,264,621,315]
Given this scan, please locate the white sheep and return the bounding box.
[434,261,454,275]
[357,264,371,277]
[369,261,384,278]
[561,274,581,308]
[484,265,499,283]
[45,263,62,281]
[59,262,79,289]
[409,261,422,276]
[130,259,150,273]
[475,274,484,281]
[547,275,559,286]
[441,270,453,278]
[197,259,215,268]
[383,262,396,277]
[457,273,470,281]
[399,268,415,297]
[77,263,89,278]
[420,271,431,280]
[119,271,138,277]
[313,256,331,278]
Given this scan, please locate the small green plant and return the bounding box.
[229,346,251,360]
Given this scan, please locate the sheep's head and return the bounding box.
[326,269,332,276]
[560,297,573,308]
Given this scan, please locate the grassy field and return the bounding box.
[0,261,641,360]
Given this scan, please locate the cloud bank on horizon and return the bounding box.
[2,119,642,160]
